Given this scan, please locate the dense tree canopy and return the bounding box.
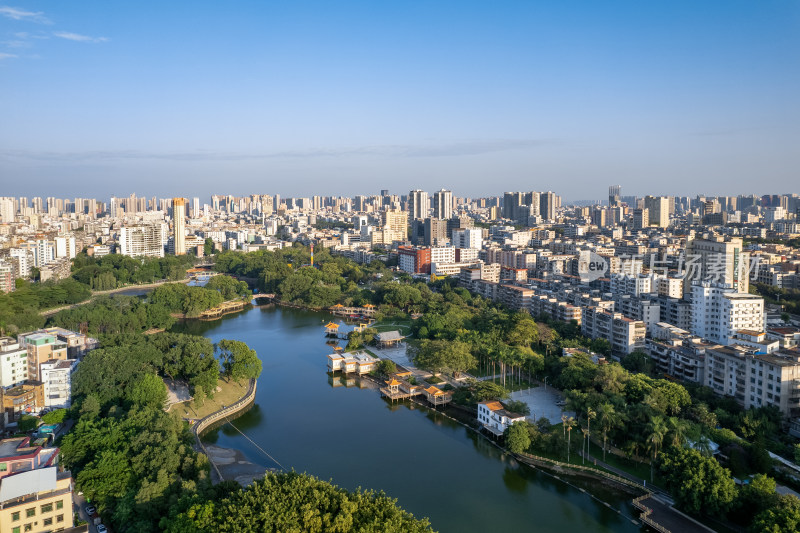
[658,447,737,516]
[162,472,433,533]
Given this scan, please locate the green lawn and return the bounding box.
[168,378,249,420]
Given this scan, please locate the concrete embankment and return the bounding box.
[192,378,262,484]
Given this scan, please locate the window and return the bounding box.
[24,525,33,533]
[25,507,35,517]
[0,463,7,471]
[12,527,20,533]
[56,500,63,510]
[41,503,53,513]
[11,511,20,521]
[43,518,53,526]
[56,514,64,522]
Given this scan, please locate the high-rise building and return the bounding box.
[423,218,449,246]
[633,208,649,229]
[432,189,453,220]
[120,224,167,258]
[539,192,557,221]
[172,197,186,255]
[54,235,77,260]
[0,197,15,223]
[408,189,430,220]
[452,228,483,249]
[503,192,524,219]
[609,185,621,207]
[645,196,670,227]
[691,283,764,344]
[684,236,750,296]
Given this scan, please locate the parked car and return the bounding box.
[97,525,108,533]
[84,505,96,516]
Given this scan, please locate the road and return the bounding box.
[73,491,107,532]
[39,278,189,317]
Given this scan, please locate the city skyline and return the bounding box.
[2,1,799,199]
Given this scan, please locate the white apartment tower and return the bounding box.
[120,224,167,258]
[408,190,430,220]
[432,189,453,220]
[691,283,764,345]
[173,197,186,255]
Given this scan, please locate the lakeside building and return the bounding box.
[326,351,379,375]
[478,401,526,436]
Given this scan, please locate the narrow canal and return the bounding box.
[174,305,643,533]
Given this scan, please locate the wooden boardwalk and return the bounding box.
[199,300,248,319]
[633,494,715,533]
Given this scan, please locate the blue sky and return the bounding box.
[1,1,798,201]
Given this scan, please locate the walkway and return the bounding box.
[40,278,190,316]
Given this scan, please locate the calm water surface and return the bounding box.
[174,306,642,533]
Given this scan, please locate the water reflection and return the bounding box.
[188,306,640,533]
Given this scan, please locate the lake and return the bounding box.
[174,305,642,533]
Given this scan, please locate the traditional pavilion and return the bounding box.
[375,330,405,347]
[424,386,451,406]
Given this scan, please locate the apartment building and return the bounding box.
[0,466,75,533]
[119,224,167,258]
[684,236,750,296]
[581,307,646,356]
[705,345,800,418]
[0,339,28,389]
[39,360,76,410]
[646,324,711,384]
[691,283,765,345]
[18,334,67,382]
[498,285,534,311]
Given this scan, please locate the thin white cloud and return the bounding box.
[2,39,29,48]
[0,140,553,162]
[0,52,18,60]
[0,6,50,23]
[53,31,108,43]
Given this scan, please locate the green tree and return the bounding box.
[162,472,433,532]
[127,373,168,409]
[658,447,737,516]
[597,402,623,461]
[414,340,476,378]
[18,414,39,432]
[620,350,653,374]
[377,359,397,377]
[217,339,262,382]
[751,495,800,533]
[503,400,530,416]
[506,421,531,454]
[41,409,68,425]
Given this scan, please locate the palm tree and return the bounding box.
[667,417,689,448]
[597,403,619,462]
[561,414,568,437]
[565,416,576,462]
[586,407,596,459]
[646,416,668,482]
[581,427,590,464]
